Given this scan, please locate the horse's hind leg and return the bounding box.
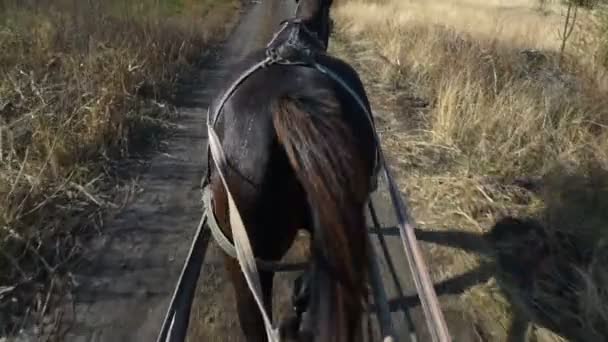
[225,256,274,342]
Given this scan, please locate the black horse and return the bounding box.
[206,0,378,341]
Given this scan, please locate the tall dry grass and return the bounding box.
[331,0,608,340]
[0,0,239,334]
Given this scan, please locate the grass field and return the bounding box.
[331,0,608,340]
[0,0,239,334]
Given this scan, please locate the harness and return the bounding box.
[159,17,451,342]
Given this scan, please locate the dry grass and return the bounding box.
[0,0,239,335]
[331,0,608,340]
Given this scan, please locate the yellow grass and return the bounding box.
[331,0,608,340]
[338,0,567,50]
[0,0,239,334]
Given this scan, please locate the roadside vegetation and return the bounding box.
[331,0,608,340]
[0,0,239,335]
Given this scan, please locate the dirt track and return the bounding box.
[54,1,478,341]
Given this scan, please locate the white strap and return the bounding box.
[207,120,280,342]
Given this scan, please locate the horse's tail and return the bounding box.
[272,88,371,342]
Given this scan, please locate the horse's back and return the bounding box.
[212,49,375,190]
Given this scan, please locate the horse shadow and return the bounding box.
[387,166,608,341]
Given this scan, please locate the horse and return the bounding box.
[205,0,378,340]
